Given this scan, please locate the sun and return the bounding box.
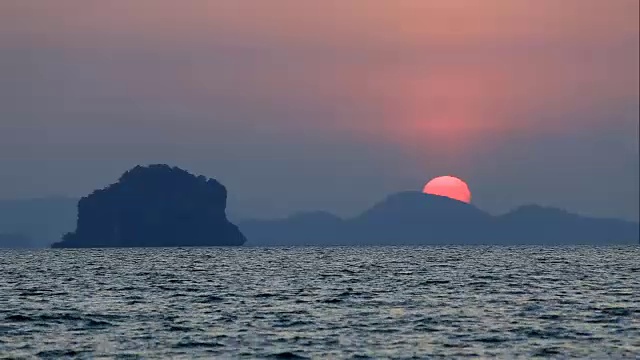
[423,176,472,204]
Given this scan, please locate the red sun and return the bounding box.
[423,176,472,204]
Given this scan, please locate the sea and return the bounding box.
[0,246,638,359]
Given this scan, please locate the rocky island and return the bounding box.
[52,165,246,248]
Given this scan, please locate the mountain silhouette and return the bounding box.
[241,191,639,246]
[52,164,246,248]
[495,205,639,245]
[349,192,495,244]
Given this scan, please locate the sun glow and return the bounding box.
[423,176,472,204]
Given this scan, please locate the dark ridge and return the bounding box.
[241,191,639,246]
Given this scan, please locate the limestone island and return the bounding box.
[52,164,246,248]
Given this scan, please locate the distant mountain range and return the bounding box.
[1,191,638,248]
[240,192,639,246]
[0,197,77,248]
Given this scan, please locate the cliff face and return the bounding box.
[52,165,246,248]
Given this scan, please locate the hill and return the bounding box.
[241,192,639,246]
[52,165,246,248]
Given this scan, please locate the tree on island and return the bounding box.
[52,164,246,248]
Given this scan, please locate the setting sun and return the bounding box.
[423,176,472,204]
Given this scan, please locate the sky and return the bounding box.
[1,0,638,221]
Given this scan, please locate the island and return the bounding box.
[51,164,246,248]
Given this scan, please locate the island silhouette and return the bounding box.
[1,163,626,248]
[51,165,246,248]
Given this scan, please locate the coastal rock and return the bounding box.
[52,165,246,248]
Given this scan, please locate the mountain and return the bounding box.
[52,164,246,248]
[240,191,639,246]
[496,205,639,245]
[349,192,495,245]
[0,197,77,248]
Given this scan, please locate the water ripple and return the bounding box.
[0,246,639,358]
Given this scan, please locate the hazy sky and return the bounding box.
[1,1,638,220]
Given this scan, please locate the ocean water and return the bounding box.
[0,246,638,359]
